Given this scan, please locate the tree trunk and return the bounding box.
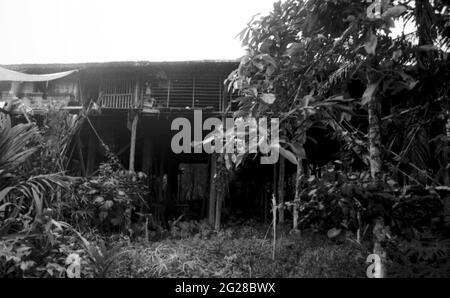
[271,194,277,260]
[293,159,302,231]
[367,81,385,276]
[214,187,224,231]
[415,0,435,46]
[208,153,217,227]
[368,96,382,180]
[372,217,387,278]
[443,120,450,225]
[278,156,285,223]
[214,155,227,231]
[415,0,436,70]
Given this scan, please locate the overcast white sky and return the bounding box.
[0,0,278,64]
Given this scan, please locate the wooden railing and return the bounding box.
[99,78,136,109]
[151,74,227,110]
[100,93,134,109]
[98,75,230,111]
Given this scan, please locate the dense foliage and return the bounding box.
[0,112,147,277]
[219,0,450,276]
[1,0,450,278]
[60,156,149,233]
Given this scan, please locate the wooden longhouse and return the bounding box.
[0,61,292,224]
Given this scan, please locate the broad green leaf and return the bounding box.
[361,81,380,105]
[260,93,276,105]
[283,141,306,159]
[327,228,341,238]
[286,42,303,56]
[0,202,13,212]
[235,153,244,167]
[392,49,402,61]
[417,44,439,51]
[364,30,378,55]
[381,5,407,19]
[94,196,104,204]
[279,147,298,165]
[0,187,14,202]
[31,187,42,217]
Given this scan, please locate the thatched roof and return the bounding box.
[1,60,240,74]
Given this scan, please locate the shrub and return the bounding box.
[60,156,149,234]
[295,167,443,239]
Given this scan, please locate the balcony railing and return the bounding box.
[98,78,136,109]
[100,93,134,109]
[98,75,231,111]
[150,74,228,111]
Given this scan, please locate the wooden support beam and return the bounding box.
[129,79,140,173]
[167,80,171,108]
[86,131,97,176]
[76,134,86,177]
[158,151,165,202]
[167,158,176,203]
[142,137,152,176]
[129,111,139,172]
[208,153,217,227]
[192,76,196,108]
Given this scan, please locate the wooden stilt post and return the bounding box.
[208,153,217,227]
[129,78,140,173]
[86,131,97,176]
[167,158,176,204]
[278,156,285,223]
[159,151,165,201]
[76,134,86,177]
[129,111,138,172]
[142,137,152,176]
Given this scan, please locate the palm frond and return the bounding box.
[0,124,38,173]
[321,60,359,93]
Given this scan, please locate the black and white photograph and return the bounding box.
[1,0,450,286]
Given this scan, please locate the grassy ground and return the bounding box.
[109,221,368,278]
